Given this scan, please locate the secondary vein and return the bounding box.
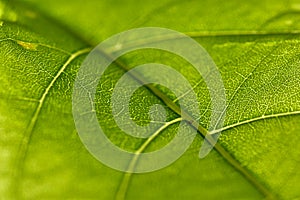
[12,47,91,196]
[210,110,300,135]
[115,117,183,200]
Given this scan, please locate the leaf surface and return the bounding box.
[1,0,300,199]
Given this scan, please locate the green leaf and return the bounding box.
[1,0,300,199]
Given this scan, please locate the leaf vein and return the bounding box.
[12,47,91,195]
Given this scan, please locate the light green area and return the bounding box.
[0,0,300,199]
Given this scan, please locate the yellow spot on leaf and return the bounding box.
[25,10,37,18]
[0,21,3,26]
[17,40,38,51]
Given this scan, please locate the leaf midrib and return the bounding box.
[8,28,273,200]
[101,44,277,200]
